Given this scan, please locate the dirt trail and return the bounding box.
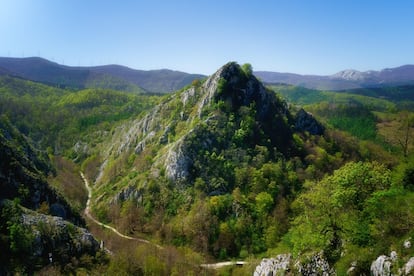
[80,172,161,248]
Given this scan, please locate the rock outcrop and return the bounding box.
[254,254,292,276]
[402,257,414,275]
[370,251,397,276]
[299,252,336,276]
[22,212,100,260]
[254,253,335,276]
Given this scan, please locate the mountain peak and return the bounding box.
[331,69,365,81]
[163,62,296,183]
[199,62,273,118]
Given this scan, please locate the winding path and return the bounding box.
[81,172,162,248]
[80,172,245,269]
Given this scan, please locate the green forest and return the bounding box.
[1,63,414,275]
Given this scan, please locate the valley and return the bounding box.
[0,59,414,275]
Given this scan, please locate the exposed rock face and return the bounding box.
[165,139,192,181]
[253,254,292,276]
[22,212,100,261]
[254,253,335,276]
[299,252,336,276]
[295,108,325,135]
[402,257,414,275]
[370,252,397,276]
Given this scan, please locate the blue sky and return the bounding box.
[0,0,413,75]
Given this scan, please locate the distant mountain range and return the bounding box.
[1,57,414,92]
[0,57,204,93]
[255,65,414,90]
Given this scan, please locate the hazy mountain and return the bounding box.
[255,64,414,90]
[0,57,205,93]
[90,64,205,93]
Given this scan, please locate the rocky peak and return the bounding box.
[199,62,276,120]
[164,62,295,184]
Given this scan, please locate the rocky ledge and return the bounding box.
[22,211,100,263]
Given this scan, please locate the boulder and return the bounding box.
[370,253,397,276]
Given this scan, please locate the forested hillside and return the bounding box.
[1,62,414,275]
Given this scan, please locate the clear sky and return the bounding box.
[0,0,413,75]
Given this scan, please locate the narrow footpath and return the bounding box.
[80,172,161,247]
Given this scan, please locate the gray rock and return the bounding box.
[402,257,414,275]
[371,254,394,276]
[254,254,292,276]
[22,212,100,260]
[299,252,336,276]
[181,87,196,106]
[254,252,335,276]
[404,239,412,249]
[165,140,192,181]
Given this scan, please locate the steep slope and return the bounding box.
[0,116,101,274]
[0,57,204,93]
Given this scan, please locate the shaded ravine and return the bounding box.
[80,172,246,269]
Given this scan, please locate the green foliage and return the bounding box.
[4,62,414,273]
[241,63,253,77]
[217,77,228,95]
[270,84,397,111]
[309,103,378,141]
[0,76,159,158]
[284,160,414,272]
